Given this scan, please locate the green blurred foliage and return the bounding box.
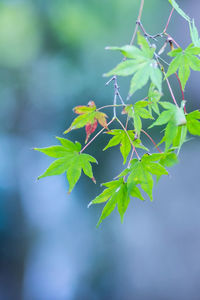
[0,2,41,67]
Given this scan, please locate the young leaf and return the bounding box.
[168,0,191,23]
[123,101,154,137]
[103,129,148,164]
[189,20,200,48]
[104,32,162,97]
[34,137,97,193]
[166,44,200,90]
[149,102,186,151]
[89,178,130,226]
[172,125,187,154]
[147,84,162,115]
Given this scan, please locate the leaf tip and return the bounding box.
[92,177,96,184]
[63,128,71,135]
[87,201,93,208]
[96,220,101,228]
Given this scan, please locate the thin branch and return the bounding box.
[130,0,145,45]
[166,34,181,48]
[136,21,162,40]
[175,73,184,101]
[155,57,179,107]
[125,116,129,130]
[127,148,135,168]
[80,118,115,153]
[116,117,141,160]
[106,76,115,86]
[141,129,162,153]
[97,104,124,111]
[113,94,117,118]
[117,90,126,106]
[165,76,179,107]
[163,8,174,33]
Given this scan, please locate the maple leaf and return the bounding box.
[103,129,148,164]
[64,101,108,143]
[186,110,200,136]
[156,109,200,154]
[189,20,200,48]
[149,101,186,151]
[104,32,163,98]
[88,178,130,226]
[147,84,162,116]
[125,154,168,201]
[168,0,191,23]
[122,100,154,137]
[166,44,200,90]
[34,137,97,193]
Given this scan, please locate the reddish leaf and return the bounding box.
[95,112,108,129]
[64,101,109,142]
[85,120,98,143]
[73,102,96,115]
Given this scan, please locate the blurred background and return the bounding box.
[0,0,200,299]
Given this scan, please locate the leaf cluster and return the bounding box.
[34,0,200,226]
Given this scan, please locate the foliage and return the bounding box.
[35,0,200,226]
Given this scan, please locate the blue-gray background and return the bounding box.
[0,0,200,299]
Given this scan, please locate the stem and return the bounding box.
[125,116,129,130]
[127,148,135,168]
[130,0,145,45]
[116,117,141,160]
[156,58,179,107]
[117,91,126,106]
[165,76,179,107]
[166,34,181,48]
[174,73,186,112]
[141,129,162,153]
[113,93,117,118]
[137,21,162,40]
[163,8,174,33]
[175,73,184,101]
[97,104,124,111]
[106,76,115,86]
[80,118,115,153]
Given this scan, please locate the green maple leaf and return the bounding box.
[159,152,178,168]
[34,137,97,193]
[168,0,191,23]
[89,178,130,226]
[172,125,188,154]
[189,20,200,48]
[104,32,162,97]
[156,151,179,181]
[166,44,200,90]
[126,154,168,201]
[124,100,154,137]
[147,84,162,115]
[103,129,148,164]
[186,110,200,136]
[149,102,186,151]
